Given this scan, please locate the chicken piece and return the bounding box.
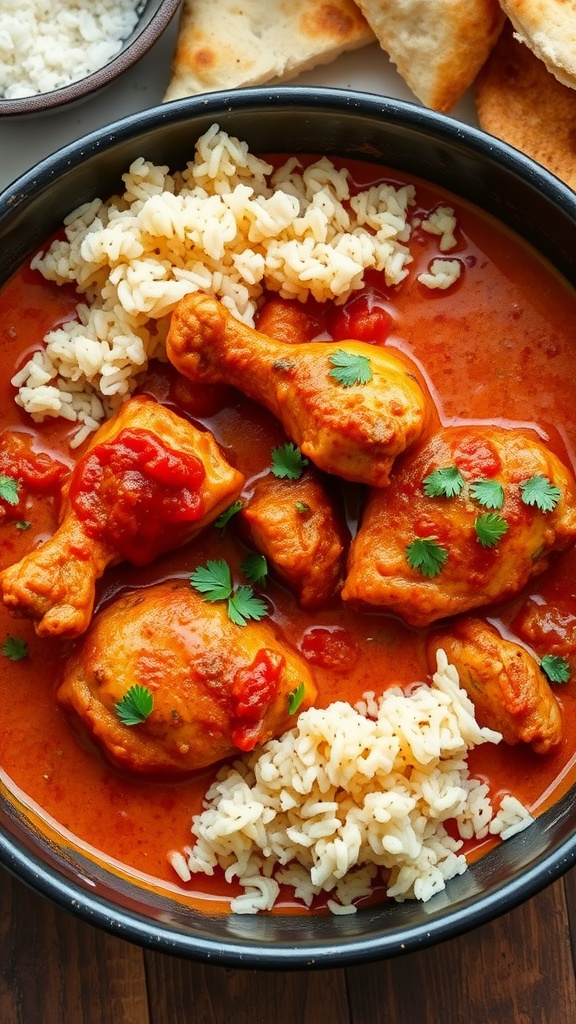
[58,580,317,775]
[342,425,576,626]
[240,469,348,608]
[167,292,430,487]
[255,296,323,345]
[0,396,244,638]
[426,618,562,754]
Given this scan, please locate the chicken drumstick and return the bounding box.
[167,292,431,487]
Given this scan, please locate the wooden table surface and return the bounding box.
[2,863,575,1023]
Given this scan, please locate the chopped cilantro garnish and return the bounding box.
[294,501,311,514]
[114,684,154,726]
[328,349,373,388]
[190,558,268,626]
[241,552,268,586]
[0,475,20,507]
[214,499,244,531]
[2,635,28,661]
[520,474,561,513]
[189,559,233,602]
[15,521,31,531]
[540,654,571,684]
[227,586,268,627]
[406,537,448,577]
[423,465,465,499]
[288,682,306,716]
[469,479,505,510]
[475,513,508,548]
[271,442,309,481]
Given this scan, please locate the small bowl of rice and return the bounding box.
[1,87,576,968]
[0,0,182,117]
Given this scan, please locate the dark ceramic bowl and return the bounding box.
[0,88,575,968]
[0,0,181,117]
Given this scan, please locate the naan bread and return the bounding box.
[498,0,576,89]
[475,22,576,190]
[353,0,505,111]
[164,0,374,101]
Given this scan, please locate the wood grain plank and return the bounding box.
[144,953,350,1024]
[345,876,576,1024]
[562,870,576,976]
[0,868,150,1024]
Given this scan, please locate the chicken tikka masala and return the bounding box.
[1,132,576,913]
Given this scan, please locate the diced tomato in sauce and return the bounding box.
[69,427,206,564]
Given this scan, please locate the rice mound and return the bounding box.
[169,651,533,914]
[15,124,432,446]
[0,0,139,99]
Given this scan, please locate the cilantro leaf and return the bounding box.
[2,635,28,661]
[15,521,31,531]
[328,349,373,388]
[0,475,20,507]
[227,586,268,626]
[191,558,268,626]
[475,513,508,548]
[294,501,311,514]
[406,537,448,577]
[214,499,244,532]
[271,442,309,481]
[241,552,268,586]
[114,684,154,726]
[470,479,505,510]
[423,465,465,499]
[189,559,233,602]
[288,682,306,715]
[520,474,561,513]
[540,654,571,684]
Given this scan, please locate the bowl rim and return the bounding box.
[1,86,576,967]
[0,0,182,118]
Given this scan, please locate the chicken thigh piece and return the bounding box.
[0,397,244,638]
[240,469,348,608]
[342,425,576,626]
[166,292,431,487]
[58,580,317,775]
[427,618,562,754]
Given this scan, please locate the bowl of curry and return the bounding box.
[0,87,576,967]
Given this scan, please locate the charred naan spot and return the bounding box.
[302,3,363,41]
[190,46,216,71]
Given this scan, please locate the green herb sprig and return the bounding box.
[2,635,28,661]
[271,443,309,481]
[406,537,448,578]
[328,349,373,388]
[520,474,561,513]
[540,654,571,684]
[0,475,20,507]
[423,466,465,499]
[474,513,509,548]
[288,682,306,716]
[190,558,268,626]
[114,684,154,726]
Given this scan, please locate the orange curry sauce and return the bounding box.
[1,158,576,913]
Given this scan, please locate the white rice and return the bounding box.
[418,258,462,290]
[0,0,140,99]
[168,651,533,914]
[16,125,456,446]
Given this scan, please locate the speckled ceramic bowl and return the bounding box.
[0,88,575,967]
[0,0,181,117]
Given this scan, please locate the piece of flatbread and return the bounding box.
[164,0,374,101]
[352,0,505,112]
[475,22,576,190]
[498,0,576,90]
